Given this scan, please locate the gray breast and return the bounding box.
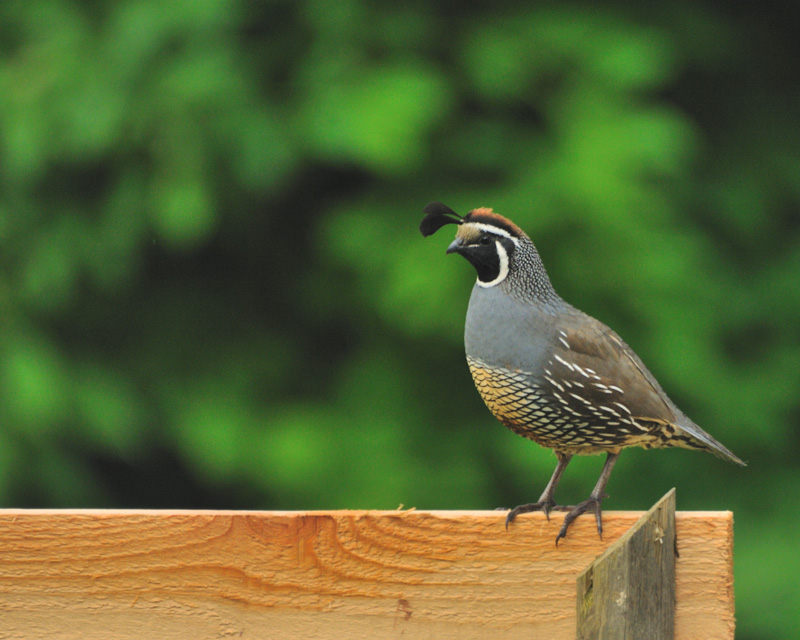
[464,283,556,374]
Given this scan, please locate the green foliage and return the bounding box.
[1,2,799,637]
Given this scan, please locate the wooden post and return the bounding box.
[0,507,734,639]
[577,489,677,639]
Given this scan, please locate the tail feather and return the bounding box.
[677,419,746,466]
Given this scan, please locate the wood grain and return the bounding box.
[577,489,677,639]
[0,509,734,639]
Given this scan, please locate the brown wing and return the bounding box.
[542,315,678,431]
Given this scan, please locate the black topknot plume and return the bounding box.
[420,202,463,237]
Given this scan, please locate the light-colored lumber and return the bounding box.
[577,489,676,639]
[0,508,734,639]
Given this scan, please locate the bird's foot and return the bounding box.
[555,495,605,546]
[504,498,558,530]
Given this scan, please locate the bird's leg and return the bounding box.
[555,452,619,546]
[505,452,573,529]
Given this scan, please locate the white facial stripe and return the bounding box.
[462,222,519,244]
[477,240,509,288]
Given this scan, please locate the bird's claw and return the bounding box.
[504,499,558,530]
[554,496,604,546]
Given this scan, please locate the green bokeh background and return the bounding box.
[1,1,799,636]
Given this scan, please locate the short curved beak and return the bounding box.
[446,237,463,254]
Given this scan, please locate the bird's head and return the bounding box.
[420,202,527,288]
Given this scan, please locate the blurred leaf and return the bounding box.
[1,332,69,431]
[298,62,452,173]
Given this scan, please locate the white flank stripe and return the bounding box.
[545,376,564,393]
[614,402,632,415]
[573,364,591,378]
[553,354,575,371]
[570,392,592,405]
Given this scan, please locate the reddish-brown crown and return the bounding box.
[463,208,526,239]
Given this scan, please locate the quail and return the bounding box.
[420,202,745,544]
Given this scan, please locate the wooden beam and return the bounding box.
[0,508,734,639]
[577,489,676,639]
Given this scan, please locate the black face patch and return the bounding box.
[450,234,516,286]
[460,243,503,283]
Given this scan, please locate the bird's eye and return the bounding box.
[479,235,493,246]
